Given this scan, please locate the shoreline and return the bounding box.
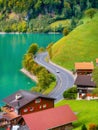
[20,68,38,83]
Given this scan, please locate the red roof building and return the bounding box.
[75,62,94,75]
[22,105,77,130]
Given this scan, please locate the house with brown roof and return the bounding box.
[96,58,98,66]
[3,90,55,115]
[22,105,77,130]
[0,90,55,129]
[74,75,97,100]
[75,62,94,75]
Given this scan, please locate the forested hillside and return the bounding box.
[0,0,98,32]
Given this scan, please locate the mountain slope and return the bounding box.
[52,13,98,70]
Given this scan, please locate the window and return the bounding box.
[43,104,47,108]
[23,108,28,113]
[35,98,41,103]
[39,105,42,109]
[29,107,34,112]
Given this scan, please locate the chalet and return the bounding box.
[3,90,55,115]
[75,62,94,75]
[75,75,97,100]
[0,90,55,129]
[96,58,98,66]
[22,105,77,130]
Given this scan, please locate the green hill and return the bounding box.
[52,13,98,70]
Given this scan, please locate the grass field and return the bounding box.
[55,100,98,130]
[52,12,98,70]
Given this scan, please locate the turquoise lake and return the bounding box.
[0,33,62,106]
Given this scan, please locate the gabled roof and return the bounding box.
[96,58,98,63]
[75,75,96,87]
[22,105,77,130]
[75,62,94,70]
[3,90,55,109]
[3,112,21,121]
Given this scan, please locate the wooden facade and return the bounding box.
[19,97,54,115]
[1,90,55,128]
[76,69,93,75]
[75,75,96,99]
[3,90,55,116]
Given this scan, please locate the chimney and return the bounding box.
[17,100,20,107]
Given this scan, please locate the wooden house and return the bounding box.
[0,90,55,129]
[22,105,77,130]
[75,75,97,100]
[75,62,94,75]
[3,90,55,115]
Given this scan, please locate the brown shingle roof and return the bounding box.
[75,75,96,87]
[3,112,21,121]
[75,62,94,70]
[3,90,55,110]
[22,105,77,130]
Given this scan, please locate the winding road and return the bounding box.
[34,52,75,102]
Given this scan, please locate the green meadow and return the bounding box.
[55,100,98,130]
[52,12,98,70]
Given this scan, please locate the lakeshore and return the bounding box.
[20,68,38,83]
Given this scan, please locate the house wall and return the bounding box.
[19,98,54,115]
[76,69,93,75]
[49,123,73,130]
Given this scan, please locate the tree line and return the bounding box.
[22,43,56,93]
[0,0,98,32]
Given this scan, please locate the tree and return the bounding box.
[46,43,53,59]
[63,86,77,99]
[28,43,39,55]
[37,68,55,90]
[81,124,87,130]
[85,8,97,19]
[93,88,98,97]
[63,28,69,36]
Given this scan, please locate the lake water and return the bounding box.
[0,33,62,106]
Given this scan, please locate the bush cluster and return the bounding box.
[63,86,77,99]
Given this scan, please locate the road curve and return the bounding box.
[34,52,75,102]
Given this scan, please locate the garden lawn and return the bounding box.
[55,100,98,130]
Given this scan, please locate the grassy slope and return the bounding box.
[52,13,98,70]
[55,100,98,130]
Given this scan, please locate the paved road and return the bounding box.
[34,52,75,102]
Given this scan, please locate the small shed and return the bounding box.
[75,62,94,75]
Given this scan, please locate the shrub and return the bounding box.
[63,86,77,99]
[81,124,87,130]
